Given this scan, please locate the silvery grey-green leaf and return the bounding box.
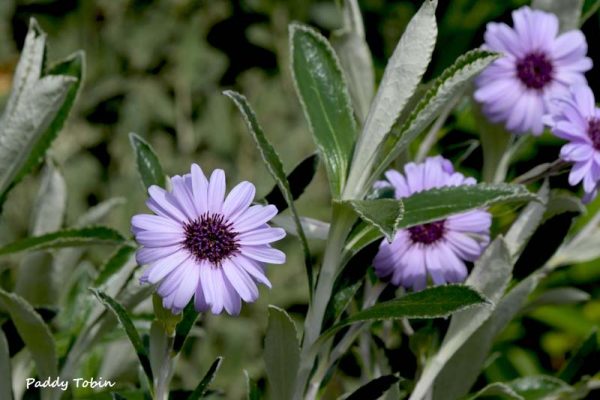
[264,305,300,400]
[0,75,75,199]
[376,49,499,183]
[2,18,46,120]
[345,0,438,198]
[289,23,357,197]
[0,289,57,400]
[431,273,543,400]
[505,182,549,258]
[417,238,513,400]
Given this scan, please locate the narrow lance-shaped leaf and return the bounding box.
[264,153,319,213]
[289,23,357,197]
[347,183,536,241]
[345,0,438,198]
[319,285,488,342]
[0,226,127,257]
[30,160,67,236]
[0,75,75,203]
[129,132,166,190]
[0,289,57,400]
[432,273,543,400]
[173,302,200,354]
[15,51,85,186]
[187,357,224,400]
[411,238,513,400]
[2,18,46,119]
[224,90,314,295]
[505,182,549,258]
[0,42,84,205]
[264,306,300,400]
[375,49,499,183]
[91,289,154,384]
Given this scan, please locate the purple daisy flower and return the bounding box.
[545,85,600,203]
[372,156,492,291]
[131,164,286,315]
[474,6,592,135]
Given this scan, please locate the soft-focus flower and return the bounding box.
[474,6,592,135]
[131,164,286,315]
[372,156,491,291]
[545,85,600,202]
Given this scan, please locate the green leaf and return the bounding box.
[581,0,600,25]
[224,90,314,295]
[0,289,57,399]
[505,182,549,258]
[468,382,524,400]
[172,303,199,353]
[187,357,223,400]
[533,0,583,31]
[0,75,75,204]
[376,50,499,183]
[91,289,154,384]
[129,132,166,190]
[173,302,199,354]
[0,36,84,206]
[18,51,85,183]
[346,0,438,197]
[264,305,300,400]
[432,273,544,400]
[331,0,374,122]
[346,199,403,241]
[558,330,598,383]
[418,238,513,400]
[0,226,126,256]
[94,245,137,287]
[289,23,357,197]
[30,160,67,235]
[507,375,573,399]
[0,328,13,400]
[347,184,536,240]
[346,374,400,400]
[321,285,488,342]
[344,222,383,256]
[245,370,262,400]
[264,153,319,213]
[2,18,46,119]
[399,183,535,227]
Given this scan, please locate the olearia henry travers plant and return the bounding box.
[0,0,599,399]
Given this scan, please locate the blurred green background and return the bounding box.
[0,0,599,398]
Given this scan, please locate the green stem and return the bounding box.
[293,205,355,400]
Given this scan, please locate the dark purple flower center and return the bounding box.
[408,220,446,245]
[516,52,553,89]
[183,213,239,265]
[588,118,600,150]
